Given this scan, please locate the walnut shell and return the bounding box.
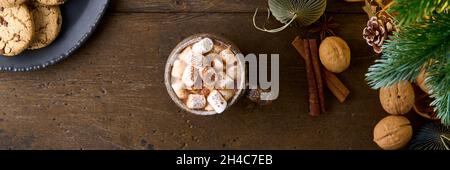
[412,84,438,120]
[416,68,429,94]
[319,36,351,73]
[373,115,412,150]
[379,81,415,115]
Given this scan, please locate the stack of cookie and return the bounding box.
[0,0,65,57]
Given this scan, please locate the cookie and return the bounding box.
[0,5,34,56]
[35,0,65,5]
[29,4,62,50]
[0,0,27,7]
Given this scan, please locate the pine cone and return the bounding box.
[379,14,396,34]
[363,15,396,53]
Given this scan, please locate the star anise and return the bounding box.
[309,14,340,40]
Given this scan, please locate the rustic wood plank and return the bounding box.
[112,0,366,14]
[0,11,396,150]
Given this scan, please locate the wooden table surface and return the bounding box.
[0,0,416,150]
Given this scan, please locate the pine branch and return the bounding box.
[428,56,450,125]
[366,13,450,88]
[366,13,450,125]
[388,0,449,25]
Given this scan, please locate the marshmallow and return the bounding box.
[203,53,224,74]
[182,66,199,87]
[186,94,207,109]
[179,47,193,62]
[171,81,188,99]
[192,38,214,54]
[199,67,218,88]
[226,65,238,80]
[212,58,225,73]
[171,76,180,85]
[220,48,237,67]
[219,89,235,101]
[182,52,204,69]
[216,72,235,90]
[171,59,186,78]
[207,90,227,113]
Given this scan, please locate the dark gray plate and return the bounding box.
[0,0,109,72]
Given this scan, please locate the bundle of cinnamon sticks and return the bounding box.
[292,36,350,116]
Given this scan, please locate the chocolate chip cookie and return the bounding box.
[35,0,65,5]
[29,4,62,49]
[0,0,27,7]
[0,5,34,56]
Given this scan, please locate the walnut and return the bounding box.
[373,115,412,150]
[416,67,429,94]
[319,36,351,73]
[379,81,415,115]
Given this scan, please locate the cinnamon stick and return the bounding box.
[304,39,321,116]
[292,37,321,116]
[293,37,306,58]
[309,39,326,113]
[322,69,350,103]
